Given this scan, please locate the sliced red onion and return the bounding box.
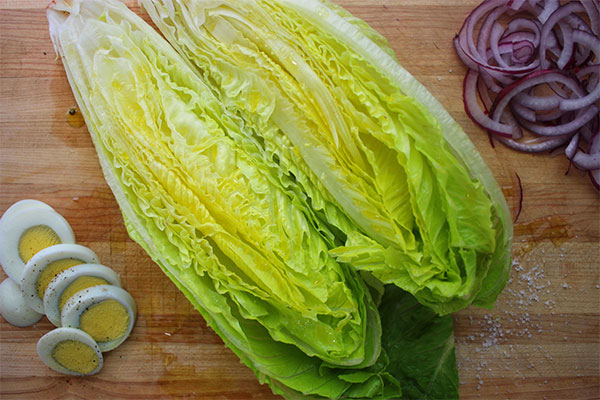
[478,6,510,59]
[510,0,527,11]
[477,74,495,109]
[495,34,538,66]
[513,41,536,64]
[564,9,595,33]
[455,0,600,191]
[556,23,575,69]
[572,129,600,170]
[505,18,542,41]
[455,34,540,75]
[580,117,596,142]
[454,0,540,75]
[461,0,509,62]
[501,31,542,46]
[514,172,523,223]
[490,69,587,121]
[497,133,572,152]
[565,133,581,159]
[561,31,600,111]
[463,70,520,137]
[540,2,586,69]
[537,0,560,23]
[591,132,600,154]
[581,0,599,35]
[512,91,566,112]
[511,102,537,122]
[491,22,511,68]
[499,101,524,139]
[576,45,596,68]
[589,133,600,189]
[530,107,571,123]
[572,150,600,170]
[517,106,598,136]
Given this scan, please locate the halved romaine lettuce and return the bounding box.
[139,0,513,315]
[47,0,381,370]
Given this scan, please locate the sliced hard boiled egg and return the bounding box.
[61,285,136,352]
[0,199,55,225]
[0,202,75,282]
[21,244,99,313]
[44,264,121,327]
[0,278,43,327]
[37,327,103,376]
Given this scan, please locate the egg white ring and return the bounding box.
[61,284,136,352]
[21,244,99,313]
[0,278,43,327]
[37,327,103,376]
[0,200,55,226]
[0,208,75,282]
[44,264,122,327]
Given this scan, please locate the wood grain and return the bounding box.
[1,1,599,399]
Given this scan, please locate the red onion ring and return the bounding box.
[455,0,600,191]
[463,70,520,137]
[497,134,573,152]
[565,133,581,159]
[514,172,523,223]
[491,69,588,121]
[588,133,600,189]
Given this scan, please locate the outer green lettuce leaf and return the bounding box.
[140,0,512,315]
[379,285,458,400]
[262,283,459,400]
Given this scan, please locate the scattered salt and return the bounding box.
[457,254,572,393]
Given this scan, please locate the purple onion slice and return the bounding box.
[455,0,600,190]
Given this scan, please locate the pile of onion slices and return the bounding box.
[454,0,600,190]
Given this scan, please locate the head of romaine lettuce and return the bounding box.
[48,0,512,398]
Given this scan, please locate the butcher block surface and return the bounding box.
[1,1,598,399]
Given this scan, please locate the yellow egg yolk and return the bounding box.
[59,277,109,309]
[52,340,99,374]
[36,259,84,299]
[18,225,62,263]
[79,300,129,342]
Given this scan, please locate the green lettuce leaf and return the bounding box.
[379,285,458,400]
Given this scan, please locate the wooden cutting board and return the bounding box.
[1,1,598,398]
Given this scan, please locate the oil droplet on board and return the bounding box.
[513,215,573,257]
[66,106,85,128]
